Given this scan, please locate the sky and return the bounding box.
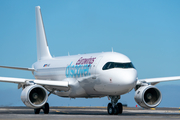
[0,0,180,108]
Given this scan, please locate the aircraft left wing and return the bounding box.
[0,76,69,88]
[137,76,180,85]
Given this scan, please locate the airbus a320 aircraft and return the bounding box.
[0,6,180,115]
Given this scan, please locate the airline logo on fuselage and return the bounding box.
[43,64,50,67]
[66,57,96,78]
[76,57,96,65]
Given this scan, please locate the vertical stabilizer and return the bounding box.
[35,6,52,61]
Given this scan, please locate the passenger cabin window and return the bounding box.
[102,62,135,70]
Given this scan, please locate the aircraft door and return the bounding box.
[93,56,103,75]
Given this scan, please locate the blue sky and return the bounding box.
[0,1,180,107]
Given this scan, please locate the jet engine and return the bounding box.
[21,85,48,108]
[134,85,162,108]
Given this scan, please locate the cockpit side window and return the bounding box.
[102,62,135,70]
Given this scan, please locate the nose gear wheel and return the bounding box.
[107,95,123,115]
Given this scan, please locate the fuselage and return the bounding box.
[32,52,138,98]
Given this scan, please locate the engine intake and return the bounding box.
[134,85,162,108]
[21,85,48,108]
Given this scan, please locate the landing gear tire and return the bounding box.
[117,103,123,114]
[43,103,49,114]
[114,106,119,115]
[107,96,122,115]
[34,102,49,114]
[107,103,114,115]
[34,108,40,114]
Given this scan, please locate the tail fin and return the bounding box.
[35,6,52,61]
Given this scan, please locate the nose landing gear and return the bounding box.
[107,95,123,115]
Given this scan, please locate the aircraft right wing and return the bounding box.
[0,76,69,89]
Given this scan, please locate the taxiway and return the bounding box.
[0,106,180,120]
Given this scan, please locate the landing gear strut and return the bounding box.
[107,95,123,115]
[34,102,49,114]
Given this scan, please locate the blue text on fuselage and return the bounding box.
[66,62,91,78]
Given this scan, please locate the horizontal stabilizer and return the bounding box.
[0,66,35,71]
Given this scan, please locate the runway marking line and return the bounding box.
[56,106,106,109]
[52,109,69,113]
[52,109,60,112]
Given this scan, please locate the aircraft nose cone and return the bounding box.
[105,69,138,94]
[120,69,137,88]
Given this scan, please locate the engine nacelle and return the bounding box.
[134,85,162,108]
[21,85,48,108]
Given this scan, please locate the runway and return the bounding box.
[0,106,180,120]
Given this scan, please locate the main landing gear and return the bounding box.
[107,96,123,115]
[34,102,49,114]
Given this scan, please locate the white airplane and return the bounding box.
[0,6,180,115]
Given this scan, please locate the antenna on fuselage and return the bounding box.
[68,52,70,56]
[112,47,114,52]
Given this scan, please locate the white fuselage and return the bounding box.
[32,52,138,98]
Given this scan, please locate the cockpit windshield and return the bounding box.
[102,62,135,70]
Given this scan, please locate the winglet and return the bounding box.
[35,6,52,61]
